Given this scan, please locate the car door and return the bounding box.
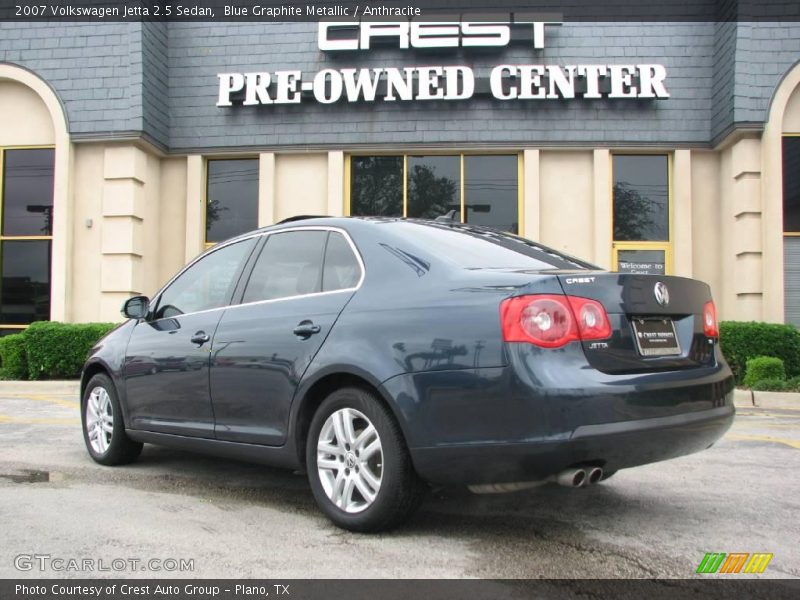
[210,228,363,445]
[123,237,257,438]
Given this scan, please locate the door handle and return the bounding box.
[190,331,210,346]
[293,320,321,339]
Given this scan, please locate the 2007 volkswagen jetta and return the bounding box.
[81,217,734,531]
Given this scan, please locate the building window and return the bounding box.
[783,136,800,234]
[348,154,520,234]
[206,158,259,245]
[0,148,54,336]
[783,135,800,326]
[350,156,403,218]
[612,154,672,275]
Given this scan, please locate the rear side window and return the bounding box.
[323,233,361,291]
[243,231,327,302]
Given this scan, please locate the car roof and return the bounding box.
[230,215,495,239]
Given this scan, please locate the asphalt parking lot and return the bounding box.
[0,386,798,580]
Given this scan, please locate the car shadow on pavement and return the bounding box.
[122,446,679,537]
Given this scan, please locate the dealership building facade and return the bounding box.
[1,15,800,332]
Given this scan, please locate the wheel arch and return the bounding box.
[80,359,132,426]
[291,367,410,468]
[80,360,112,399]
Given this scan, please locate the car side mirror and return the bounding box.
[122,296,150,320]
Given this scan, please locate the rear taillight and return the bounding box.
[567,296,613,341]
[703,301,719,338]
[501,294,611,348]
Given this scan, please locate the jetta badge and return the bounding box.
[654,282,670,307]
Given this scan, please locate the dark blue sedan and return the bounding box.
[80,217,734,531]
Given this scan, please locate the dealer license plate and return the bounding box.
[631,318,681,357]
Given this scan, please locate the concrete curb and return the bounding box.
[0,380,80,396]
[734,388,799,410]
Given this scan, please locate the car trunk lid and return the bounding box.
[556,272,716,373]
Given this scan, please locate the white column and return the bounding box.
[522,149,540,240]
[672,149,693,277]
[327,151,345,217]
[184,155,205,262]
[592,149,612,269]
[258,152,275,227]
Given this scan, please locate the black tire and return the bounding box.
[81,373,143,466]
[600,470,617,482]
[306,387,425,532]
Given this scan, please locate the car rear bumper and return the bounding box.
[408,403,734,485]
[381,343,735,486]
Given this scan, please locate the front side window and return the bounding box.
[206,159,259,245]
[155,239,254,319]
[350,154,520,234]
[0,148,54,336]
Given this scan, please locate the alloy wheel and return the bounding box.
[85,386,114,454]
[316,408,383,513]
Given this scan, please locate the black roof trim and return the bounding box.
[277,215,330,224]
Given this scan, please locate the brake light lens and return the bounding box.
[501,295,611,348]
[703,301,719,338]
[567,296,613,340]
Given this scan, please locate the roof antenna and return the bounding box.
[434,209,459,223]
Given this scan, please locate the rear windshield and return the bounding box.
[386,221,596,271]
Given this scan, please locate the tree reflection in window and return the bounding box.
[613,155,669,242]
[407,155,459,220]
[350,156,403,217]
[206,159,258,244]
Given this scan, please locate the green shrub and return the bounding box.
[719,321,800,384]
[743,356,785,388]
[750,378,790,392]
[0,334,28,380]
[786,376,800,391]
[23,322,117,380]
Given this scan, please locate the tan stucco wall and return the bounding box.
[70,144,105,322]
[158,158,188,287]
[59,141,798,324]
[690,150,722,307]
[0,81,54,146]
[539,151,595,260]
[5,100,797,327]
[274,153,328,221]
[69,144,186,321]
[783,84,800,133]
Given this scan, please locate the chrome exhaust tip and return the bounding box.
[556,468,586,488]
[584,467,603,486]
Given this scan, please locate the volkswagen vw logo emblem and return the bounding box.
[654,282,670,307]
